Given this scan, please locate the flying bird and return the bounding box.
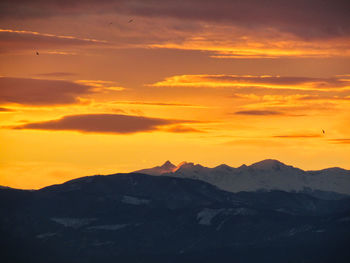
[36,51,39,56]
[322,129,325,134]
[109,22,113,25]
[128,19,134,23]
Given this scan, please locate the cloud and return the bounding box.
[149,30,350,59]
[0,77,93,106]
[224,139,285,147]
[296,95,350,101]
[11,113,194,134]
[0,107,14,112]
[112,101,205,108]
[234,110,285,116]
[1,5,349,58]
[35,72,77,78]
[165,125,204,133]
[1,0,349,40]
[75,80,125,91]
[328,139,350,144]
[129,0,350,40]
[0,29,107,53]
[273,134,322,138]
[1,1,349,59]
[150,74,350,91]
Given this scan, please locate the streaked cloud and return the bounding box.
[0,28,107,53]
[35,72,77,78]
[149,29,350,58]
[0,29,106,43]
[76,80,125,92]
[224,139,285,147]
[296,95,350,101]
[166,125,204,133]
[0,107,14,112]
[234,110,285,116]
[273,134,322,138]
[11,113,195,134]
[112,101,205,108]
[150,74,350,91]
[328,139,350,144]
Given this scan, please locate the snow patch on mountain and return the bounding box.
[284,225,313,237]
[36,232,57,239]
[228,207,257,216]
[87,224,128,231]
[122,195,150,205]
[197,208,223,225]
[51,217,96,228]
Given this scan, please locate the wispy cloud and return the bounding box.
[76,80,125,92]
[234,110,285,116]
[0,28,107,54]
[150,35,350,59]
[112,101,206,108]
[273,134,322,138]
[165,125,204,133]
[35,72,77,78]
[296,95,350,101]
[150,74,350,92]
[0,29,106,43]
[224,139,285,147]
[328,139,350,144]
[0,107,14,112]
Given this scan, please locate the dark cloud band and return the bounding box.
[0,77,93,106]
[1,0,349,39]
[12,113,194,134]
[234,110,285,116]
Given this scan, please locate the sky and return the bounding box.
[1,0,350,189]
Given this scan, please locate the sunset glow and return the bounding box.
[1,0,350,189]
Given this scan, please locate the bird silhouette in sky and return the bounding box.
[128,19,134,23]
[322,129,325,134]
[109,22,113,25]
[36,51,39,55]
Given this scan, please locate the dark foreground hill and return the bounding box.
[1,173,350,263]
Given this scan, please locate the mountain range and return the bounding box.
[135,159,350,199]
[1,160,350,262]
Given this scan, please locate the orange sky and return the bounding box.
[1,0,350,189]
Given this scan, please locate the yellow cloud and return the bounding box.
[76,80,126,92]
[150,74,350,92]
[149,27,350,58]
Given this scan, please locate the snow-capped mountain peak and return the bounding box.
[174,161,204,172]
[133,160,350,196]
[134,161,176,175]
[249,159,295,171]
